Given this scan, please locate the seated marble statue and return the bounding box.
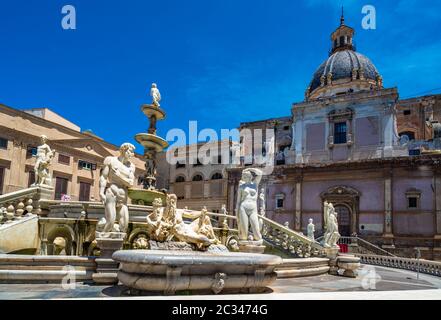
[189,207,220,245]
[146,198,172,242]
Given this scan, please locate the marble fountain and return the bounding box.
[93,84,283,294]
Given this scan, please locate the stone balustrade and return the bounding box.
[0,187,52,225]
[261,216,325,258]
[358,254,441,277]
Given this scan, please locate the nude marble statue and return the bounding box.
[307,218,315,241]
[97,143,136,236]
[236,168,263,242]
[33,135,55,187]
[323,201,340,248]
[150,83,161,107]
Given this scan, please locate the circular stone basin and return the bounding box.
[141,104,166,120]
[134,133,169,152]
[128,188,167,206]
[113,250,282,295]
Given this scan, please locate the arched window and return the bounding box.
[211,173,223,180]
[175,176,185,183]
[192,174,203,182]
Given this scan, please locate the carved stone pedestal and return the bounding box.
[337,255,361,278]
[92,232,126,285]
[238,240,265,254]
[324,247,339,259]
[329,254,361,278]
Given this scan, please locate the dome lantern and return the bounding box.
[331,7,355,54]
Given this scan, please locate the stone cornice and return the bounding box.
[226,154,441,176]
[292,87,399,111]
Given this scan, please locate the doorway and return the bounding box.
[334,205,351,237]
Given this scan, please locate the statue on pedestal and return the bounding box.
[33,135,55,187]
[97,143,136,237]
[236,168,263,243]
[307,218,315,241]
[323,201,340,248]
[143,151,157,190]
[150,83,161,107]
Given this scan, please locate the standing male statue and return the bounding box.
[236,168,263,243]
[33,135,55,187]
[98,143,136,236]
[150,83,161,107]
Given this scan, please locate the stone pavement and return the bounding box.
[0,265,440,300]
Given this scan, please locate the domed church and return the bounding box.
[227,13,441,259]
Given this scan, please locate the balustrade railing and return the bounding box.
[315,235,396,257]
[359,254,441,277]
[261,216,325,258]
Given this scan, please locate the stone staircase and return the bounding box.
[275,257,330,278]
[314,236,396,257]
[0,254,96,283]
[0,186,53,254]
[261,216,326,258]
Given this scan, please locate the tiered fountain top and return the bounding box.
[135,83,169,152]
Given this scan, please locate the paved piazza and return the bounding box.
[0,266,440,300]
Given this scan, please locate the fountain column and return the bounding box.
[128,83,169,206]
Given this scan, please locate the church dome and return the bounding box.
[305,12,383,100]
[309,50,380,94]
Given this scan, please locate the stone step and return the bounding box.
[0,269,95,283]
[0,215,39,254]
[0,254,96,283]
[275,257,330,278]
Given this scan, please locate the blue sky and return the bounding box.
[0,0,440,149]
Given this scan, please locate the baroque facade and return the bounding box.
[227,16,441,258]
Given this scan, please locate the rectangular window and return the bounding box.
[26,146,38,158]
[403,110,411,116]
[79,182,91,202]
[55,177,68,200]
[0,167,4,195]
[0,138,8,150]
[78,160,96,171]
[28,171,35,187]
[276,198,284,209]
[334,122,347,144]
[58,154,71,165]
[408,197,418,209]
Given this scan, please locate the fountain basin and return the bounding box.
[112,249,282,295]
[128,188,166,206]
[141,104,166,120]
[134,133,169,152]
